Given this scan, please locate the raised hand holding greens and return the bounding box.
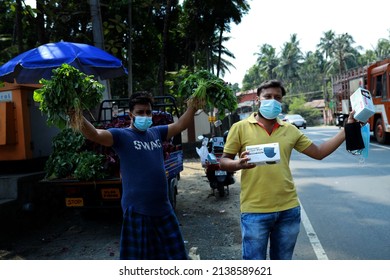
[178,70,237,119]
[33,63,104,130]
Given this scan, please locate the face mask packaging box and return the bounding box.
[350,88,375,123]
[246,143,280,165]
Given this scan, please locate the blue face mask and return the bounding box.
[133,116,153,131]
[259,99,282,120]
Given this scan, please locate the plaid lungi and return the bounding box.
[120,208,188,260]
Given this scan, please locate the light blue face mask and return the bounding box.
[359,123,370,164]
[259,99,282,119]
[133,116,153,131]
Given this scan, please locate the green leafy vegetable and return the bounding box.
[33,63,104,130]
[44,128,106,181]
[73,151,106,181]
[178,70,237,119]
[44,129,85,179]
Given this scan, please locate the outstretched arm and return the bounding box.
[302,111,357,160]
[71,114,113,147]
[166,99,198,140]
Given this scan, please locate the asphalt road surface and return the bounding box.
[292,126,390,260]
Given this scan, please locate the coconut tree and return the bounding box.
[326,33,356,74]
[274,33,303,90]
[211,0,250,77]
[255,43,279,81]
[208,34,236,78]
[298,50,325,95]
[317,30,335,60]
[375,38,390,60]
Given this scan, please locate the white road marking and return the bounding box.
[300,200,329,260]
[370,142,390,150]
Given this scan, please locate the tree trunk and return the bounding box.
[216,24,224,78]
[89,0,104,49]
[15,0,23,53]
[158,0,172,96]
[89,0,111,101]
[127,0,133,97]
[36,0,46,44]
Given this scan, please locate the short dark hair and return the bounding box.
[129,91,154,111]
[256,80,286,96]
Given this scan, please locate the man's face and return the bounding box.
[129,103,152,119]
[258,87,283,103]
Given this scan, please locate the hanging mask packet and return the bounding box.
[359,123,370,164]
[345,122,370,164]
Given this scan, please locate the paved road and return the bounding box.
[292,126,390,260]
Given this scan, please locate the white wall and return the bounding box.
[181,110,210,143]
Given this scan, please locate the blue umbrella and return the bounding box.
[0,41,128,84]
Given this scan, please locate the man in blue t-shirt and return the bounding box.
[74,91,198,259]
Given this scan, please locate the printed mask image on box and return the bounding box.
[350,88,375,123]
[246,143,280,165]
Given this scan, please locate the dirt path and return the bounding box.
[0,158,243,260]
[177,158,242,260]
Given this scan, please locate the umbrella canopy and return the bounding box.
[0,41,128,84]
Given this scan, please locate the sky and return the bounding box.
[223,0,390,86]
[25,0,390,87]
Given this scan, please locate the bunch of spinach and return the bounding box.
[33,63,104,130]
[44,128,106,181]
[73,151,106,181]
[178,70,238,119]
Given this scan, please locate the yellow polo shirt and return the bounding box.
[224,113,312,213]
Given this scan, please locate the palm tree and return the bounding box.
[298,50,326,95]
[317,30,335,60]
[375,38,390,60]
[275,33,303,85]
[326,33,356,74]
[180,0,216,69]
[211,0,250,77]
[255,43,279,80]
[208,33,236,78]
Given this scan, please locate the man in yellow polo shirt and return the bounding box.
[220,79,356,260]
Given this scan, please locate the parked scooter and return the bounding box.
[196,131,235,197]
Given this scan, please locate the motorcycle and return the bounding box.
[196,131,235,197]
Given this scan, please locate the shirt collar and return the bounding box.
[247,112,285,126]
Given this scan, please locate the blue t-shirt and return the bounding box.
[108,125,172,216]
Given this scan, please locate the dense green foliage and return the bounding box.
[73,151,106,181]
[33,64,104,130]
[178,70,237,119]
[1,1,389,114]
[0,0,250,102]
[44,129,106,181]
[243,32,390,93]
[287,96,322,126]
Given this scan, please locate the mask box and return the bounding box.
[350,88,375,123]
[246,143,280,165]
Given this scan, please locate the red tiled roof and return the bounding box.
[236,89,257,103]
